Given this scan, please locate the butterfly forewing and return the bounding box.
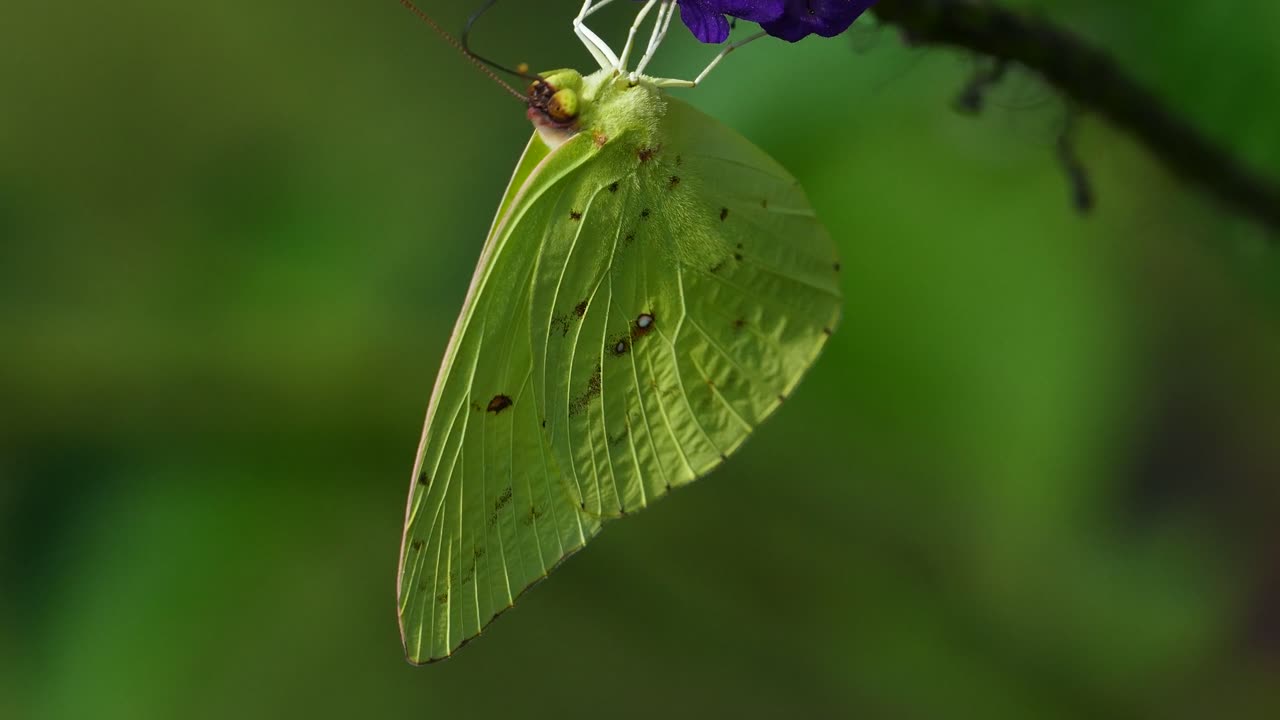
[398,135,604,663]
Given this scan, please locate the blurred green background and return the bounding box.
[3,1,1279,717]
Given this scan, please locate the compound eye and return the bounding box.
[546,88,579,124]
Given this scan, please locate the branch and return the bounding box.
[871,0,1280,233]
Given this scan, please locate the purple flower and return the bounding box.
[635,0,786,44]
[760,0,879,42]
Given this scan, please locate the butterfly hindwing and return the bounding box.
[532,97,841,519]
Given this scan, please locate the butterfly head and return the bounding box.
[527,70,582,130]
[528,69,594,149]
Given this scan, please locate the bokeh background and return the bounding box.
[4,1,1279,717]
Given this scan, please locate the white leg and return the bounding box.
[652,31,767,88]
[616,0,659,73]
[642,0,674,59]
[574,0,619,71]
[632,0,676,80]
[584,0,620,18]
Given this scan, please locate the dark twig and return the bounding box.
[1057,106,1095,214]
[872,0,1280,233]
[954,58,1008,115]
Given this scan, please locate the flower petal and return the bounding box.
[678,0,732,44]
[711,0,787,23]
[761,0,878,42]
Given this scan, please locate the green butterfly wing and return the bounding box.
[397,133,606,663]
[398,88,840,664]
[531,96,841,518]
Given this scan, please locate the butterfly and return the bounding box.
[397,0,843,663]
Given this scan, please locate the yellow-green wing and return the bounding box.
[397,132,604,664]
[532,96,841,517]
[399,95,839,664]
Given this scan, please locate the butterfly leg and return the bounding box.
[616,0,660,74]
[651,31,767,88]
[631,0,677,82]
[574,0,621,72]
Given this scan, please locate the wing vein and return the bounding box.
[689,352,755,433]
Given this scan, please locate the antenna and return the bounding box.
[462,0,543,82]
[398,0,529,102]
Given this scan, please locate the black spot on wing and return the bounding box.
[632,312,655,339]
[487,395,514,414]
[569,363,602,416]
[521,505,543,527]
[486,486,514,528]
